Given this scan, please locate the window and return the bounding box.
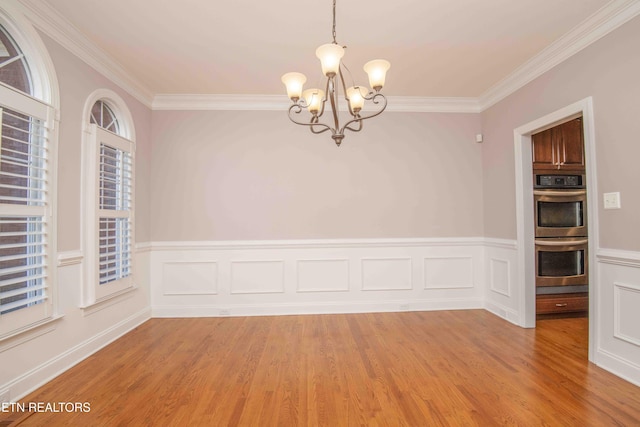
[0,24,31,94]
[83,93,135,305]
[0,21,56,337]
[90,99,119,134]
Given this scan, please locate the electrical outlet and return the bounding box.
[399,304,409,311]
[603,192,621,209]
[219,309,230,316]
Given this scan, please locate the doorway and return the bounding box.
[513,97,598,361]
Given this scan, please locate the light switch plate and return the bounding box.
[603,192,621,209]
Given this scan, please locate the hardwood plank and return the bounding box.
[4,310,640,426]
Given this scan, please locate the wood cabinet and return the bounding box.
[532,118,584,171]
[536,292,588,315]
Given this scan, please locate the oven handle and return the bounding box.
[533,190,586,197]
[535,239,588,246]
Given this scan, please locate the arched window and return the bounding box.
[0,14,58,338]
[82,91,135,305]
[89,99,119,134]
[0,23,31,94]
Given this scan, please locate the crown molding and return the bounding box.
[18,0,154,107]
[151,94,482,113]
[152,94,287,111]
[15,0,640,114]
[385,96,481,113]
[478,0,640,111]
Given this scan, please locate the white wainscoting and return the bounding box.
[230,260,285,294]
[150,238,487,318]
[483,239,520,325]
[162,261,218,295]
[424,256,474,289]
[596,248,640,386]
[296,259,349,293]
[613,282,640,347]
[361,258,412,291]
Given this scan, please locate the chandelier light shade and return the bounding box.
[281,72,307,101]
[315,44,344,77]
[302,88,325,114]
[363,60,391,91]
[281,0,390,146]
[346,86,366,112]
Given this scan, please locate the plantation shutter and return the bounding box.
[94,127,133,300]
[0,84,53,337]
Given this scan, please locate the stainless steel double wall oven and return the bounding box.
[534,174,588,288]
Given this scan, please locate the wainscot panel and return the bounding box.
[614,282,640,347]
[230,260,285,294]
[296,259,349,293]
[149,238,486,318]
[362,258,412,291]
[483,239,520,325]
[596,249,640,386]
[489,258,511,297]
[162,261,218,295]
[424,256,474,289]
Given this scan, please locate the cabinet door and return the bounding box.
[532,128,556,170]
[557,118,585,170]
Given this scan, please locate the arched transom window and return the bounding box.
[89,99,119,134]
[0,23,31,94]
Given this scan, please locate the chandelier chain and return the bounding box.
[332,0,337,44]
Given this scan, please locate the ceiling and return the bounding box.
[28,0,616,100]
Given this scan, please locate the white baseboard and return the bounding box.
[152,297,484,318]
[484,300,520,325]
[595,348,640,387]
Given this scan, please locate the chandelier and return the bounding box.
[281,0,390,147]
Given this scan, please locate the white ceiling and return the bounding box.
[27,0,620,100]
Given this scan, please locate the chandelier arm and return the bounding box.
[310,125,332,135]
[317,76,333,119]
[338,66,357,117]
[327,77,341,132]
[343,117,364,133]
[339,93,388,135]
[309,114,333,134]
[287,104,334,135]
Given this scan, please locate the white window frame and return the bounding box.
[0,84,57,338]
[82,91,135,307]
[0,1,59,340]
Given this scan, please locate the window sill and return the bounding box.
[80,286,137,316]
[0,315,63,352]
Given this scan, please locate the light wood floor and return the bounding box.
[5,310,640,426]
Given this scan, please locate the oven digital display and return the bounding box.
[536,175,583,188]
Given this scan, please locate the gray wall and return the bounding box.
[150,110,483,241]
[481,14,640,251]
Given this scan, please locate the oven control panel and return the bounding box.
[535,174,584,188]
